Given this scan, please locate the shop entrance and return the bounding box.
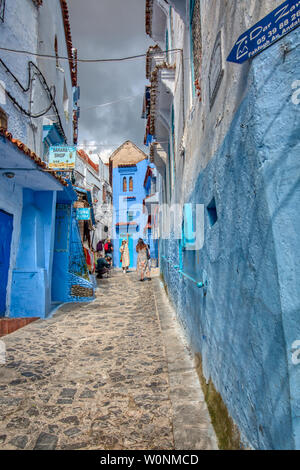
[0,210,13,317]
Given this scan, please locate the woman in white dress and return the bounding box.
[120,239,130,273]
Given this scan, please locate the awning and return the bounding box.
[0,130,66,191]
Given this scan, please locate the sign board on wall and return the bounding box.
[227,0,300,64]
[76,208,91,220]
[49,146,76,169]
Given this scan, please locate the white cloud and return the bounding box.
[69,0,153,154]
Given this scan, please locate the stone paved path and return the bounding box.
[0,270,217,450]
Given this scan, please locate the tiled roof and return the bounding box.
[146,45,163,79]
[145,0,153,36]
[145,193,156,200]
[109,141,148,168]
[149,142,155,163]
[116,222,138,227]
[59,0,77,86]
[77,149,99,173]
[144,165,153,186]
[118,164,137,168]
[0,128,68,186]
[150,63,176,135]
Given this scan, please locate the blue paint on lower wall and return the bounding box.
[161,30,300,450]
[51,202,94,304]
[10,189,56,319]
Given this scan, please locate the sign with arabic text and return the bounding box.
[227,0,300,64]
[49,145,76,169]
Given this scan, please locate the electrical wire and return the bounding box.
[0,46,183,63]
[44,92,144,120]
[77,142,168,147]
[5,85,56,118]
[0,58,66,139]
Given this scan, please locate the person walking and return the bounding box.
[120,239,130,274]
[136,239,149,282]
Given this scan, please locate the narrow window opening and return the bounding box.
[0,0,5,22]
[0,107,8,130]
[54,35,59,67]
[123,177,127,192]
[102,186,107,203]
[129,176,133,192]
[63,79,69,121]
[207,197,218,227]
[127,211,134,222]
[191,0,202,98]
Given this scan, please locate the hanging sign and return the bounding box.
[76,208,91,220]
[227,0,300,64]
[49,145,76,169]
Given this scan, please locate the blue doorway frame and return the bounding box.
[0,210,13,317]
[119,234,134,268]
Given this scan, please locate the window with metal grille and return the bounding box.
[127,211,134,222]
[191,0,202,92]
[0,0,5,22]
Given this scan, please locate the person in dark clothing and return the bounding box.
[104,239,113,261]
[96,257,111,278]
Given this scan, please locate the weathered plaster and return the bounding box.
[155,0,300,450]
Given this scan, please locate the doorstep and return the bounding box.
[0,318,39,337]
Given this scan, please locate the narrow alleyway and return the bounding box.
[0,271,217,450]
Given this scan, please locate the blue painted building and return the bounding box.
[145,0,300,450]
[143,165,159,266]
[0,0,94,319]
[0,130,67,318]
[109,141,150,268]
[51,184,95,305]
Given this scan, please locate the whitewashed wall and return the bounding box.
[0,0,39,143]
[33,0,74,155]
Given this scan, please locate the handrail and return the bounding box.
[160,256,205,289]
[179,270,204,288]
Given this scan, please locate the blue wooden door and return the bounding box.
[0,210,13,316]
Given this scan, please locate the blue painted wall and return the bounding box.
[161,30,300,450]
[0,210,13,316]
[112,159,149,268]
[51,185,95,303]
[144,167,159,263]
[10,188,57,318]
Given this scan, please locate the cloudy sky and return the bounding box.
[68,0,153,162]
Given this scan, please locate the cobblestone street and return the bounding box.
[0,271,217,450]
